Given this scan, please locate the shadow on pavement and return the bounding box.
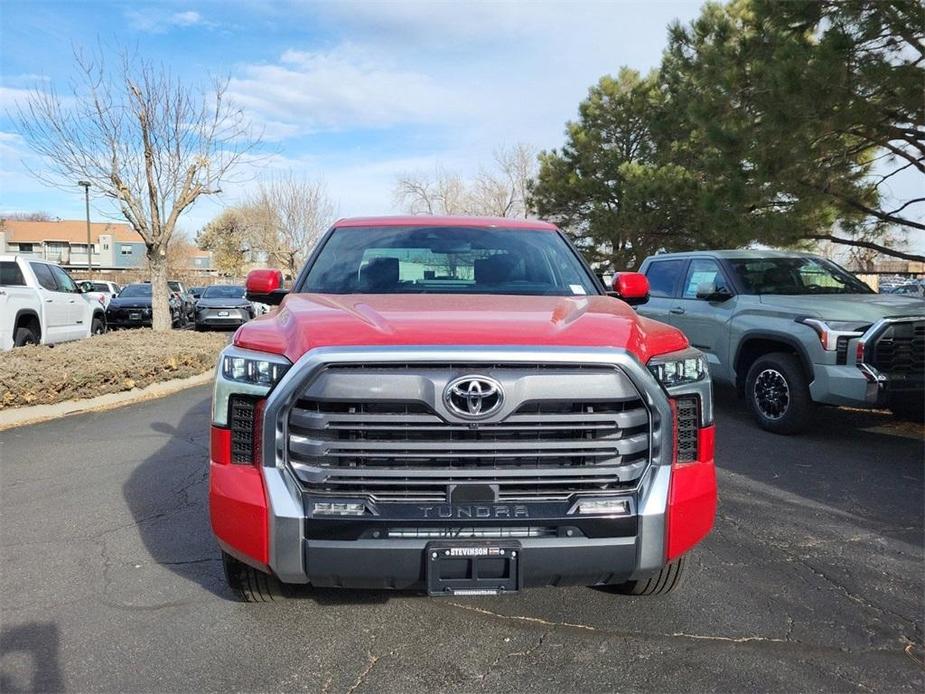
[123,397,401,605]
[0,622,64,693]
[712,386,924,544]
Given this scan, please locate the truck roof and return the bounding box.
[333,215,558,231]
[0,254,58,264]
[645,249,820,261]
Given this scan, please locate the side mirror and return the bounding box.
[76,280,93,293]
[696,282,731,302]
[246,268,288,306]
[611,272,649,306]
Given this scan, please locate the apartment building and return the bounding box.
[0,219,212,272]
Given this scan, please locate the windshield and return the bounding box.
[167,282,182,292]
[728,257,872,295]
[202,285,245,299]
[119,284,152,298]
[92,282,110,292]
[301,226,598,296]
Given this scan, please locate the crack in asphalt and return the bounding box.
[345,650,394,694]
[714,506,921,645]
[442,602,917,655]
[473,631,550,683]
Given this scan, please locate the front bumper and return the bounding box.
[212,460,685,589]
[196,308,251,328]
[209,346,717,591]
[810,316,924,408]
[106,317,152,328]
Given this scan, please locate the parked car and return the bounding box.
[889,280,925,298]
[106,283,186,329]
[210,216,716,602]
[878,276,907,293]
[194,284,254,330]
[0,255,107,350]
[636,250,925,432]
[76,280,122,309]
[167,281,196,323]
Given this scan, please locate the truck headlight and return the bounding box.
[647,347,713,429]
[648,350,707,388]
[796,318,869,351]
[213,346,292,428]
[221,354,290,386]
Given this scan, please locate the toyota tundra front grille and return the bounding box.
[868,320,925,380]
[283,364,651,500]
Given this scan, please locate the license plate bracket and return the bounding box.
[129,311,141,320]
[425,541,521,596]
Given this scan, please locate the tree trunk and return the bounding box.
[147,247,172,331]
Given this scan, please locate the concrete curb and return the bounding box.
[0,370,214,431]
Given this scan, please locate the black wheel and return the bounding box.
[890,399,925,423]
[222,551,290,602]
[91,316,106,335]
[13,325,38,347]
[610,556,686,595]
[745,352,813,434]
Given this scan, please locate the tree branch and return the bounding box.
[806,234,925,263]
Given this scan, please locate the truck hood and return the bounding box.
[234,293,687,363]
[758,293,925,323]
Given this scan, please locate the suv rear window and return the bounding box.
[644,259,685,297]
[0,261,25,286]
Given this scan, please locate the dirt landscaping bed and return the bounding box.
[0,330,227,410]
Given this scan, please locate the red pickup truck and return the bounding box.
[209,216,716,601]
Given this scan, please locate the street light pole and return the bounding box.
[78,180,91,274]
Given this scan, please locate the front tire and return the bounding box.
[91,316,106,335]
[610,556,686,595]
[222,551,290,602]
[745,352,813,434]
[13,325,38,347]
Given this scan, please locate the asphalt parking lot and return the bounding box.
[1,386,922,692]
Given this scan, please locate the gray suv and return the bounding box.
[637,250,925,433]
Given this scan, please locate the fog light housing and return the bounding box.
[575,499,630,516]
[312,501,366,516]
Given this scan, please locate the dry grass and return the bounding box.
[0,330,227,410]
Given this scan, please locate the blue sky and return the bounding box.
[0,0,706,234]
[1,0,918,255]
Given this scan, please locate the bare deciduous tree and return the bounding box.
[14,49,260,330]
[393,166,469,216]
[0,211,55,222]
[471,144,536,218]
[246,174,337,278]
[393,144,538,219]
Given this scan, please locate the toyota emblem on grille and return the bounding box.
[444,376,504,419]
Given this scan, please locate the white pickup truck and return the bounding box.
[0,255,107,351]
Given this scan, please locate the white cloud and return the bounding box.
[171,10,203,27]
[0,86,35,110]
[126,8,211,33]
[227,44,470,137]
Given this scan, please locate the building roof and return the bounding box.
[333,215,558,230]
[0,219,144,244]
